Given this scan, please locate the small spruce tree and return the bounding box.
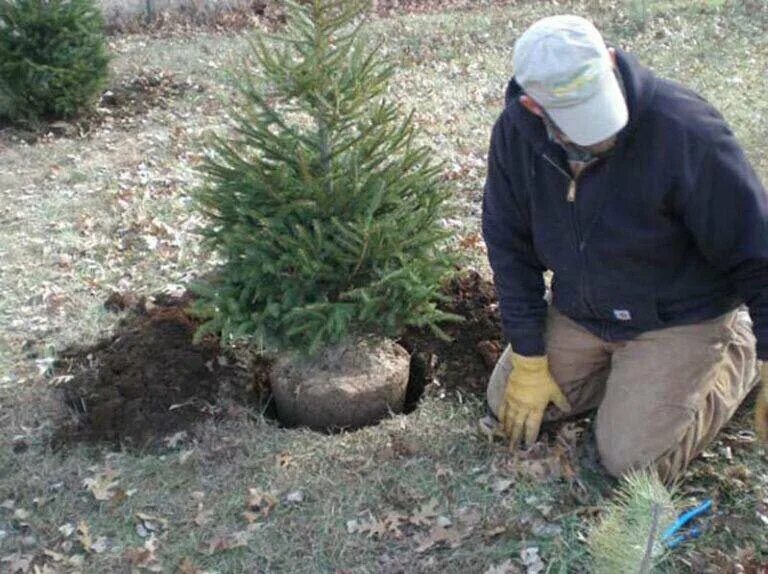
[193,0,457,354]
[0,0,110,124]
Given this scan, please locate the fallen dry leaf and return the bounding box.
[275,452,295,468]
[357,518,388,539]
[434,464,454,480]
[457,232,482,251]
[520,547,544,574]
[43,549,84,570]
[178,449,195,464]
[124,535,162,572]
[43,549,66,563]
[283,490,304,505]
[82,469,121,502]
[76,521,92,551]
[492,478,513,494]
[409,498,439,527]
[90,536,109,554]
[12,508,30,521]
[177,556,206,573]
[76,519,109,554]
[415,523,463,553]
[242,510,261,524]
[1,552,33,573]
[456,506,482,529]
[381,510,409,538]
[483,525,507,539]
[135,512,169,539]
[194,503,213,527]
[245,488,277,521]
[205,530,251,555]
[484,559,521,574]
[164,431,188,448]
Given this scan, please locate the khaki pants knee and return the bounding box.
[485,308,758,483]
[595,309,758,482]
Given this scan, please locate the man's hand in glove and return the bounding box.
[500,353,571,448]
[755,362,768,442]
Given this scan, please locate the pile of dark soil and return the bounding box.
[400,270,502,404]
[98,69,203,120]
[54,298,255,450]
[55,270,501,448]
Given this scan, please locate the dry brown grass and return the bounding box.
[1,1,768,571]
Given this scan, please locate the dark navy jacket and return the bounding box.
[482,49,768,359]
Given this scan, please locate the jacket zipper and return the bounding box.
[542,153,601,315]
[542,155,581,204]
[542,154,600,246]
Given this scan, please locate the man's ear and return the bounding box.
[519,94,544,117]
[608,47,617,66]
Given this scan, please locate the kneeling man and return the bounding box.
[483,15,768,482]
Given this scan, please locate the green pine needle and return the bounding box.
[588,471,679,574]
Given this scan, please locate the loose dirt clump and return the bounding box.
[400,270,502,404]
[54,299,255,450]
[97,69,203,121]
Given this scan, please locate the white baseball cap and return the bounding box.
[513,15,628,146]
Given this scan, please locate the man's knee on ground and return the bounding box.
[595,427,672,479]
[596,433,638,478]
[596,430,679,483]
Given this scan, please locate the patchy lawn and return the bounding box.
[1,0,768,572]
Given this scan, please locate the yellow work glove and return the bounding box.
[500,353,571,448]
[755,362,768,442]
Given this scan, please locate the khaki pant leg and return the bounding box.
[596,310,758,483]
[486,307,611,420]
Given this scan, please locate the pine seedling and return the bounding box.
[588,471,679,574]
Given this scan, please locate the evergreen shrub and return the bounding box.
[0,0,110,123]
[194,0,458,354]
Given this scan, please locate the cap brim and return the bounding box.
[546,71,628,147]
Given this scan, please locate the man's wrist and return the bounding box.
[505,335,546,357]
[510,352,548,372]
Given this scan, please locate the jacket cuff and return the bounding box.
[506,331,546,357]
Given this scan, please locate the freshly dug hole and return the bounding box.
[53,270,502,448]
[399,270,503,398]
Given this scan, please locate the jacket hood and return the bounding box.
[503,48,658,151]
